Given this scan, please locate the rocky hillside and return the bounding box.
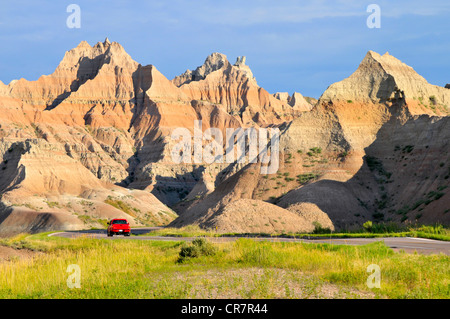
[0,40,448,235]
[171,51,449,232]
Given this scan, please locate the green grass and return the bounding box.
[146,225,218,237]
[294,223,450,241]
[104,197,136,217]
[45,201,61,209]
[0,234,448,299]
[307,147,322,157]
[142,223,450,241]
[297,173,319,184]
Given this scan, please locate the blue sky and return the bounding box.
[0,0,449,98]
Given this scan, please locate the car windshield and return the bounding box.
[112,220,128,224]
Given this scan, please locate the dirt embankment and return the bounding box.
[0,245,40,263]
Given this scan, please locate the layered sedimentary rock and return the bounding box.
[0,39,172,235]
[273,92,313,112]
[321,51,450,115]
[0,41,448,235]
[172,53,302,126]
[8,38,138,112]
[172,51,449,231]
[0,39,313,235]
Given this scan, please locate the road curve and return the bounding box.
[50,228,450,255]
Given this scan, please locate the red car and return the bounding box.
[107,219,131,237]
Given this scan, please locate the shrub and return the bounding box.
[429,95,436,105]
[402,145,414,153]
[310,147,322,155]
[178,238,217,262]
[363,221,373,232]
[312,222,331,234]
[297,173,318,184]
[427,191,444,201]
[396,205,410,215]
[366,156,383,172]
[46,201,60,209]
[370,222,404,233]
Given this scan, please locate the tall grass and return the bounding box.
[146,225,218,237]
[0,236,182,298]
[231,240,449,298]
[143,223,450,241]
[0,235,448,299]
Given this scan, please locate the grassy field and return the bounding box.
[0,233,449,299]
[140,223,450,241]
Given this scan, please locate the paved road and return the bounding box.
[50,227,450,255]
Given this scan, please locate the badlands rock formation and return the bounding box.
[172,52,301,125]
[171,51,449,231]
[273,92,313,112]
[321,51,450,115]
[0,40,448,235]
[0,39,306,235]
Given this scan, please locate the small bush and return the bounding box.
[363,221,373,232]
[178,238,217,263]
[429,95,436,105]
[312,222,331,234]
[297,173,318,184]
[309,147,322,155]
[370,222,405,233]
[46,201,60,209]
[366,156,383,172]
[402,145,414,153]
